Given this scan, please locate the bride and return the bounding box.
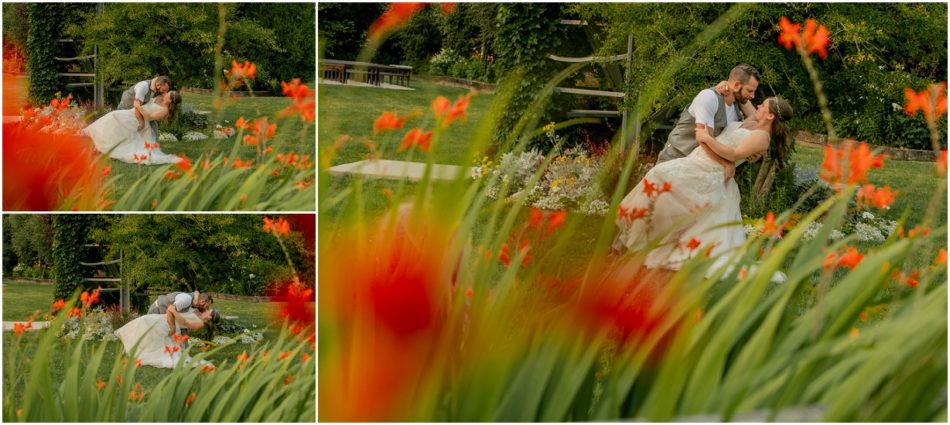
[114,306,214,368]
[83,90,183,164]
[614,96,793,271]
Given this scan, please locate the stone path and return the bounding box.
[328,159,474,182]
[319,78,414,91]
[3,321,50,331]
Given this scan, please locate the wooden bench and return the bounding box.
[321,63,347,84]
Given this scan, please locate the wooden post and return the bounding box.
[94,3,104,108]
[120,249,129,314]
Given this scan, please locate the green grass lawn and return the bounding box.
[104,89,316,200]
[2,281,313,408]
[319,78,494,166]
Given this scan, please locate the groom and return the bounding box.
[117,76,172,142]
[656,64,761,178]
[147,290,213,337]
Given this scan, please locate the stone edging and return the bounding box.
[795,131,938,162]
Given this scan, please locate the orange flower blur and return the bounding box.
[229,60,257,88]
[263,216,291,237]
[778,17,830,59]
[820,139,885,187]
[280,79,316,123]
[373,111,411,134]
[368,3,426,42]
[904,83,948,123]
[399,128,433,152]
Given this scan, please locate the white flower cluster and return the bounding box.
[580,199,611,216]
[212,336,233,345]
[158,132,179,143]
[61,308,118,341]
[239,329,264,344]
[182,131,209,141]
[800,222,846,241]
[472,145,610,214]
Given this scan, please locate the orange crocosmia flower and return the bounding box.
[617,205,629,220]
[232,158,253,169]
[547,210,567,232]
[498,243,511,266]
[175,155,192,173]
[686,237,702,251]
[237,351,249,363]
[869,185,897,209]
[439,3,456,14]
[163,170,182,180]
[465,287,474,299]
[367,3,425,41]
[201,364,215,373]
[102,166,111,176]
[847,142,884,184]
[444,93,473,125]
[935,249,947,266]
[904,82,948,122]
[96,380,107,390]
[820,144,841,184]
[13,321,32,334]
[135,359,142,368]
[908,226,930,238]
[51,299,65,311]
[235,117,251,130]
[373,111,411,134]
[284,375,293,386]
[431,96,451,119]
[399,128,433,152]
[836,246,864,270]
[529,208,544,228]
[802,19,830,59]
[761,212,782,237]
[230,60,257,82]
[642,178,658,197]
[777,17,802,50]
[280,79,316,123]
[301,352,311,363]
[185,392,197,408]
[278,351,292,360]
[67,307,82,318]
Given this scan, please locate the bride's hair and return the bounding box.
[768,97,794,168]
[166,90,182,123]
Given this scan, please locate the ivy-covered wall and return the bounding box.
[51,215,92,301]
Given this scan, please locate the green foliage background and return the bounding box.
[15,215,312,298]
[25,3,91,103]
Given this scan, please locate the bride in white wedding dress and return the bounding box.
[614,97,793,272]
[83,90,183,164]
[114,306,214,368]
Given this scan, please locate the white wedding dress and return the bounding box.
[114,311,203,368]
[83,100,181,164]
[615,121,753,270]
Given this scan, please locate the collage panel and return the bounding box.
[2,213,315,421]
[3,3,316,212]
[318,3,948,422]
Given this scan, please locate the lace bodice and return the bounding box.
[689,121,750,166]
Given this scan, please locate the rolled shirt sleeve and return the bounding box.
[686,89,719,129]
[173,293,193,312]
[133,80,151,103]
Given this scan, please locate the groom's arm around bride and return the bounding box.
[117,76,171,138]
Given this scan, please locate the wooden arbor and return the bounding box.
[55,3,104,107]
[548,19,633,150]
[79,244,128,313]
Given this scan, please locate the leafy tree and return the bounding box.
[317,3,384,61]
[234,3,316,92]
[5,215,53,272]
[51,215,108,300]
[90,215,304,296]
[68,3,283,94]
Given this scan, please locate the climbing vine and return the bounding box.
[25,3,92,104]
[51,215,94,301]
[492,3,567,148]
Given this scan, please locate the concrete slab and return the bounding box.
[3,321,50,331]
[319,78,415,91]
[328,159,474,182]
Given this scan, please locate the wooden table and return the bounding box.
[321,59,412,87]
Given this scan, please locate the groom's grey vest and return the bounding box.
[117,79,160,142]
[147,291,193,315]
[656,87,743,163]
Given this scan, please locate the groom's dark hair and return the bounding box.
[155,75,171,86]
[198,292,213,305]
[729,64,761,84]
